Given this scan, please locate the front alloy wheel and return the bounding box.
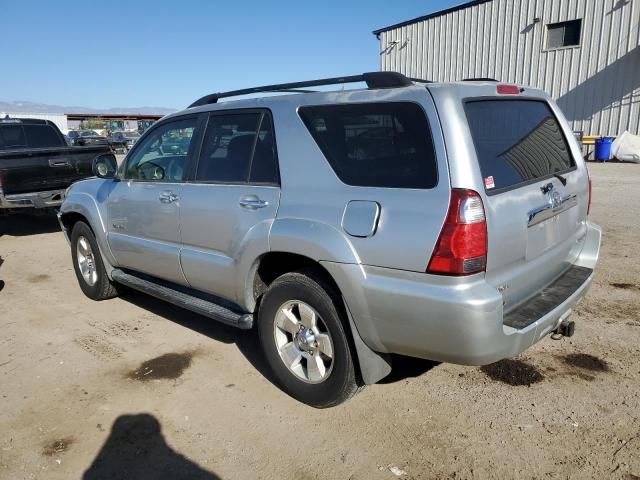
[70,221,119,301]
[76,235,98,286]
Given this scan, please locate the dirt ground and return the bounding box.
[0,162,639,480]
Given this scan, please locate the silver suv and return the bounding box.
[58,72,601,407]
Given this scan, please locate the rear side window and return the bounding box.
[298,102,438,189]
[0,125,27,150]
[23,124,62,148]
[464,100,575,193]
[196,112,278,184]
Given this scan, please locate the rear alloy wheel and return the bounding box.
[273,300,334,383]
[70,221,118,301]
[258,270,361,407]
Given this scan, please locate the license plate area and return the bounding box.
[526,207,577,260]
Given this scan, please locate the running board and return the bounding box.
[111,269,253,329]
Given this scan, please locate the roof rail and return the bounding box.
[188,71,415,108]
[462,77,499,82]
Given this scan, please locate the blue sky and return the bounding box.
[1,0,462,110]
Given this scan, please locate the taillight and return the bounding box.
[427,189,487,276]
[496,84,520,95]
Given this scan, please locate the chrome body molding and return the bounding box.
[528,193,578,227]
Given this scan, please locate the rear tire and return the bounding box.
[70,221,118,301]
[258,269,362,408]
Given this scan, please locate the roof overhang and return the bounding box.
[372,0,493,36]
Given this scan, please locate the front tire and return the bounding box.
[258,270,361,408]
[70,221,118,301]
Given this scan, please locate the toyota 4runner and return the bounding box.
[58,72,601,407]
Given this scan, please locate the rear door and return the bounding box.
[464,99,589,311]
[179,110,280,303]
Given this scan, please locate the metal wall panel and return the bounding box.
[379,0,640,135]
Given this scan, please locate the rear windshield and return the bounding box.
[0,124,62,149]
[23,124,62,148]
[464,100,575,193]
[299,102,437,189]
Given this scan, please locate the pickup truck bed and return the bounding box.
[0,118,112,210]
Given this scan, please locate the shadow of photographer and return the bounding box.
[83,413,219,480]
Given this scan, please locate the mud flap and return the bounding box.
[343,298,392,384]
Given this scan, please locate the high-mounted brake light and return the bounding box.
[427,189,487,276]
[496,84,520,95]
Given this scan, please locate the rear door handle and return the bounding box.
[159,191,179,203]
[239,196,269,209]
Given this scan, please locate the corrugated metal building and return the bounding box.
[374,0,640,136]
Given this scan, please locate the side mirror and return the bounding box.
[92,154,118,179]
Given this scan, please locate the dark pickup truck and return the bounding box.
[0,117,113,211]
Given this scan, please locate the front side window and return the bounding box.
[465,100,575,193]
[195,112,278,184]
[125,118,197,181]
[298,102,438,189]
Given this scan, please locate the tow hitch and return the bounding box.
[552,319,576,339]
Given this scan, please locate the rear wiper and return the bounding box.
[553,173,567,186]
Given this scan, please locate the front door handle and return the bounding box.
[239,196,269,209]
[49,159,71,167]
[159,191,179,203]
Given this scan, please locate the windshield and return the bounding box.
[81,130,99,137]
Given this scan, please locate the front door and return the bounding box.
[107,116,200,284]
[179,110,280,303]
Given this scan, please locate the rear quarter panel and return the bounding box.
[268,86,451,272]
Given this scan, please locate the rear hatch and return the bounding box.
[463,97,589,313]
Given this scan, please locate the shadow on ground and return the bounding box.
[121,291,275,386]
[83,413,219,480]
[377,355,439,384]
[121,290,439,392]
[0,211,61,237]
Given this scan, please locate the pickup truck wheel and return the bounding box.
[258,270,361,408]
[70,221,118,301]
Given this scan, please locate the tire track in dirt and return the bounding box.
[74,334,123,360]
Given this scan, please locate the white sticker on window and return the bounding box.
[484,176,495,189]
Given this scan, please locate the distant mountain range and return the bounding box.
[0,100,176,115]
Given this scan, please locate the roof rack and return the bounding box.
[188,71,419,108]
[462,77,499,82]
[408,77,432,84]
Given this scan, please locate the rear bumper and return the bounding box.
[323,222,601,366]
[0,187,66,209]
